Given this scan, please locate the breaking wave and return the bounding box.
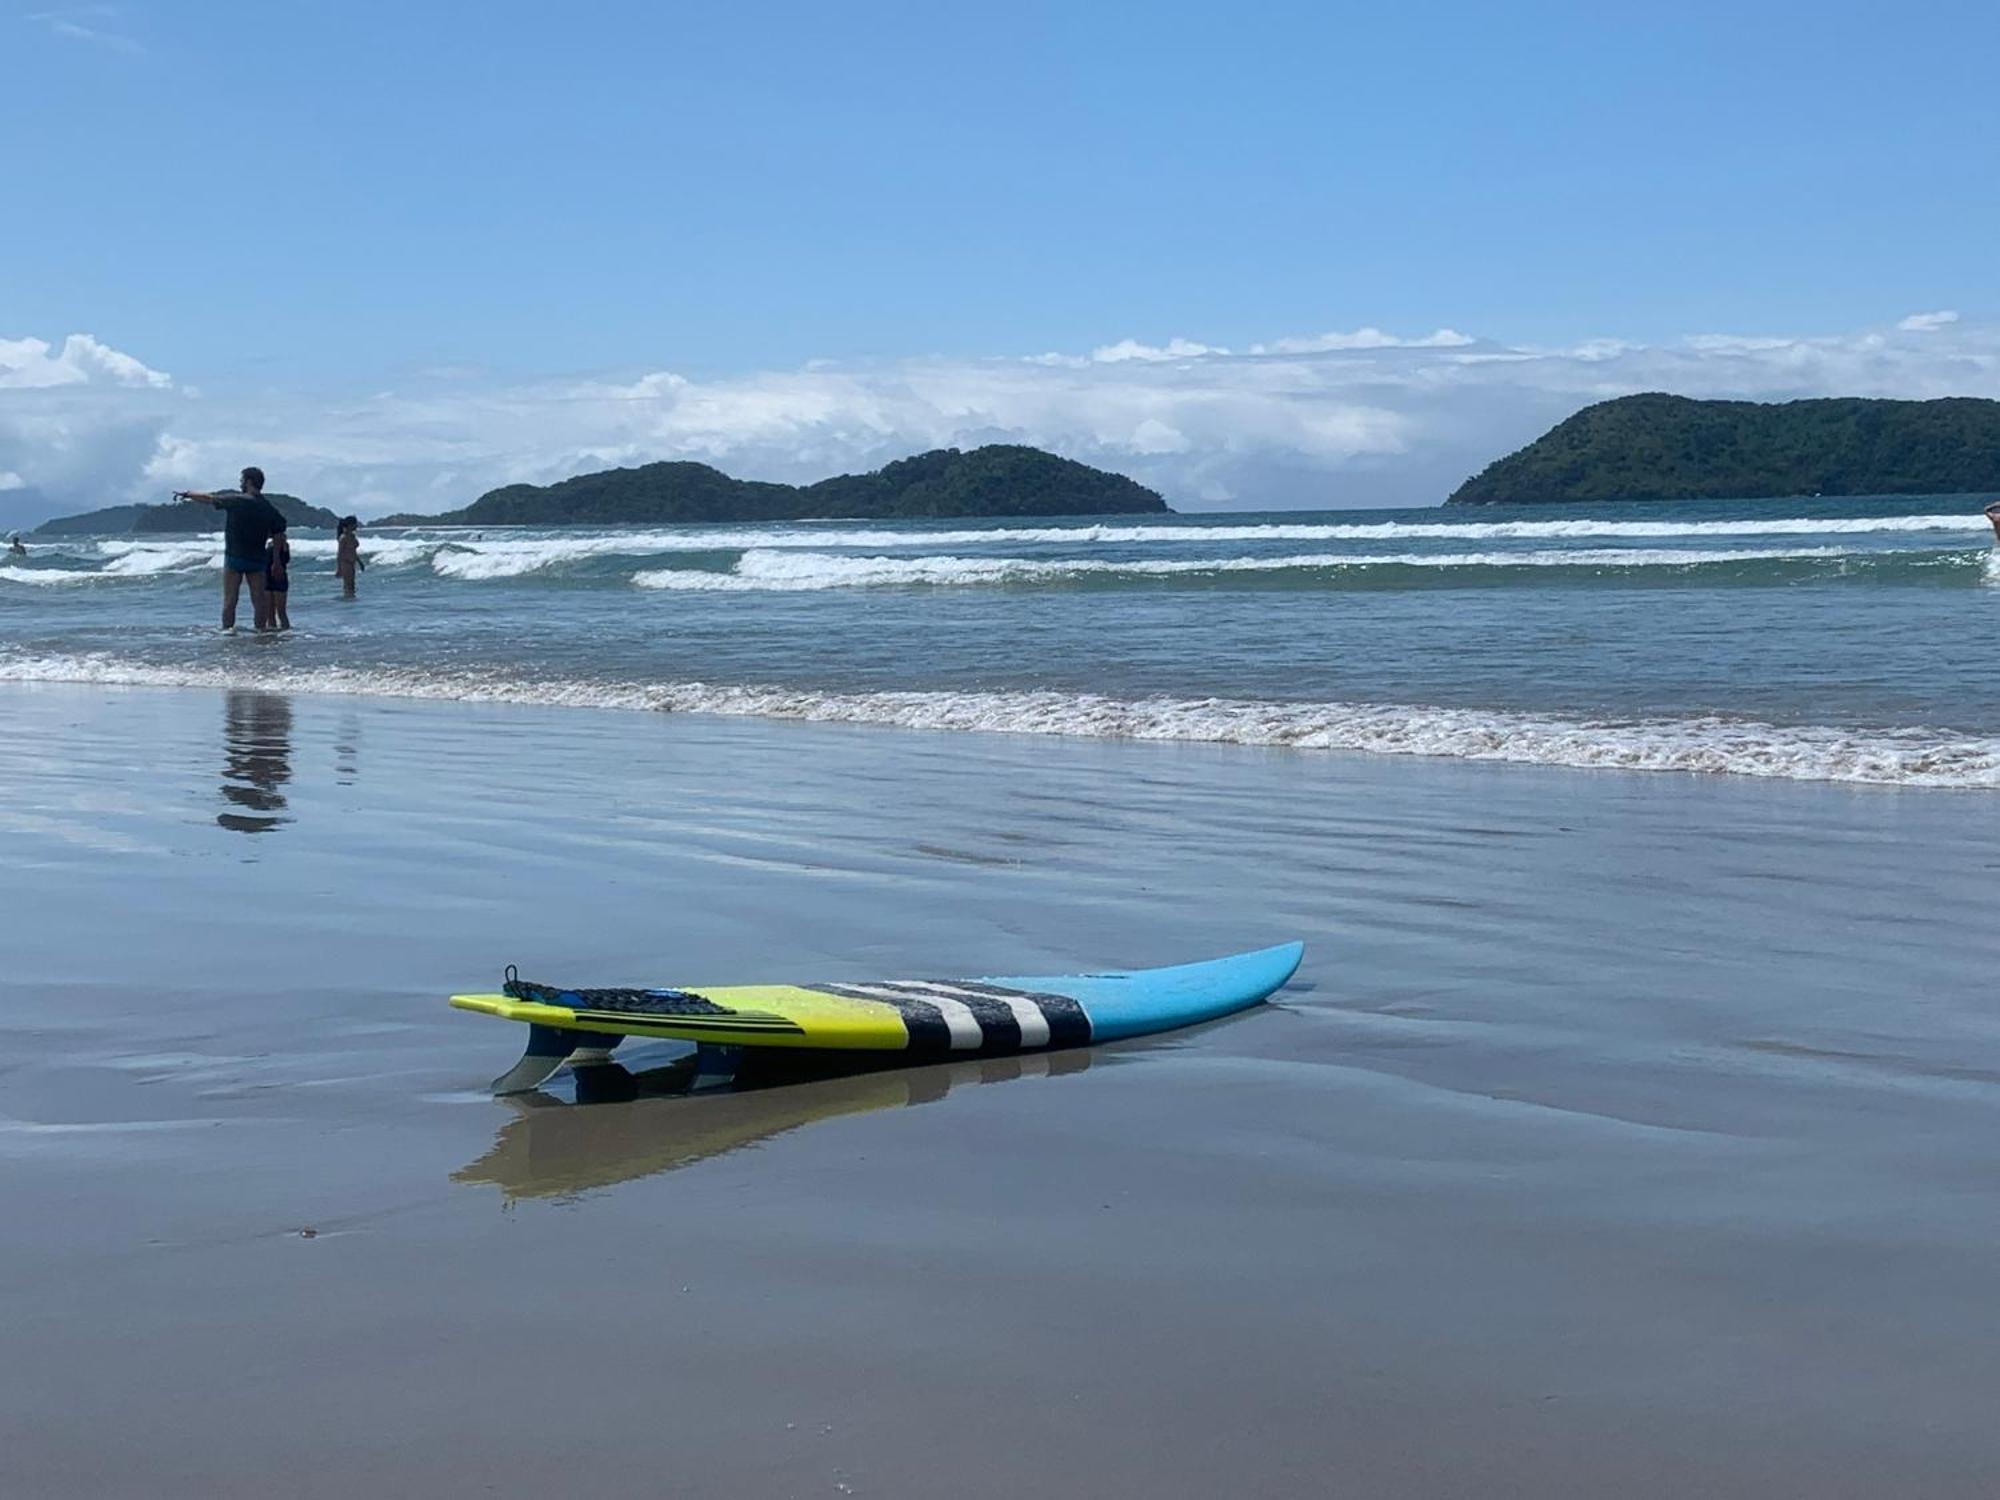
[10,509,1989,585]
[0,565,98,587]
[401,510,1988,549]
[426,534,706,579]
[385,510,2000,578]
[1,540,221,583]
[3,651,1996,788]
[632,545,1904,590]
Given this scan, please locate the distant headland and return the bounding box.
[377,445,1168,526]
[1448,394,2000,505]
[31,446,1167,535]
[32,494,341,537]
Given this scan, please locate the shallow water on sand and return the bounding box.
[4,683,2000,1497]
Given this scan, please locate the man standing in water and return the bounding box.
[176,467,283,630]
[1985,501,2000,542]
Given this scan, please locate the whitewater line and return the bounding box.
[3,652,1995,789]
[631,545,1895,590]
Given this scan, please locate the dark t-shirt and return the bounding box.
[213,492,282,560]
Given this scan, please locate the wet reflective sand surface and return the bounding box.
[4,682,2000,1498]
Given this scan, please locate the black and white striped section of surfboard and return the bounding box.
[815,979,1090,1056]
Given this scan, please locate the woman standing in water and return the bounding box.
[1985,501,2000,543]
[335,516,364,598]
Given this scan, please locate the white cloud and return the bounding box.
[0,334,172,390]
[1898,310,1960,333]
[1248,327,1474,355]
[0,335,179,529]
[30,7,143,53]
[1089,337,1230,363]
[1680,334,1800,354]
[1128,418,1190,455]
[7,315,2000,527]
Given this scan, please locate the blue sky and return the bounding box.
[5,0,1999,520]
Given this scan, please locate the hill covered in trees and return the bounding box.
[33,494,341,536]
[376,445,1168,525]
[1447,394,2000,505]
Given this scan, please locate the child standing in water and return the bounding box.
[335,516,364,598]
[265,515,292,630]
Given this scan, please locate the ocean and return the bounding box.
[7,493,1998,786]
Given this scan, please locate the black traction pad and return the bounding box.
[502,977,734,1018]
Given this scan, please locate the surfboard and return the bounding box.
[451,941,1304,1094]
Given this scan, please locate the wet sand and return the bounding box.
[4,682,2000,1497]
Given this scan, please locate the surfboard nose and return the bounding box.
[987,941,1307,1043]
[1250,940,1306,986]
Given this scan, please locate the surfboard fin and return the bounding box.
[491,1023,626,1095]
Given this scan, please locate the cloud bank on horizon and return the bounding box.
[3,314,1997,528]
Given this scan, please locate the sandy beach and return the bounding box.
[4,682,2000,1495]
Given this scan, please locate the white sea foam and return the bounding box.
[484,513,1993,554]
[96,537,220,555]
[32,535,441,576]
[425,533,698,579]
[632,545,1867,591]
[857,512,1990,546]
[4,651,1996,788]
[101,547,218,576]
[29,511,1992,585]
[5,537,218,581]
[330,511,1996,579]
[1101,513,1989,543]
[7,522,1972,589]
[86,538,221,573]
[0,566,100,586]
[284,536,434,567]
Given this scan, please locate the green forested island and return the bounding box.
[1447,394,2000,505]
[377,445,1167,525]
[33,493,341,536]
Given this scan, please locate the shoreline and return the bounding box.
[4,665,1997,789]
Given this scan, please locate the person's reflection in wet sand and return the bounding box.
[454,1047,1097,1202]
[333,710,360,787]
[218,690,295,835]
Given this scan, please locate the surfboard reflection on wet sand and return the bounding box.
[453,1048,1096,1202]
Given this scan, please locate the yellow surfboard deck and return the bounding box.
[450,984,909,1051]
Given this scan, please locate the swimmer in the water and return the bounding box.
[1985,501,2000,543]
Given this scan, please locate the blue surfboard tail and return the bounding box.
[987,941,1305,1044]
